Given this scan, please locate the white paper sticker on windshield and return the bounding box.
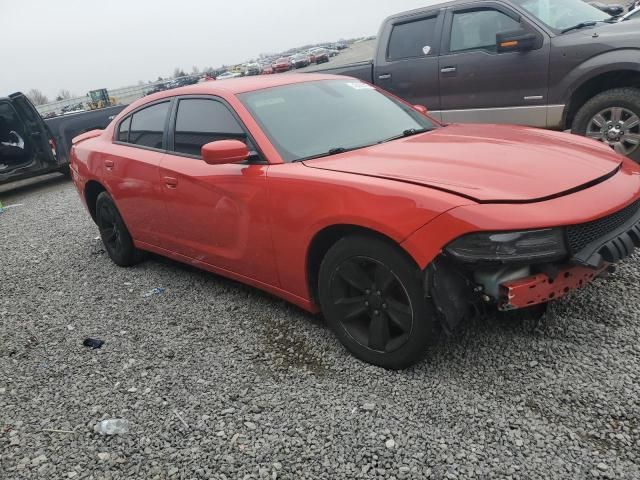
[346,82,375,90]
[422,45,431,55]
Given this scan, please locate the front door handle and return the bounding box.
[378,73,392,80]
[163,176,178,188]
[440,66,457,74]
[104,159,114,169]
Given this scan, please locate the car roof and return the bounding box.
[135,73,348,103]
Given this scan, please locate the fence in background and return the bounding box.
[35,79,173,116]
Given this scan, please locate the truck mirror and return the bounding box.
[496,30,537,53]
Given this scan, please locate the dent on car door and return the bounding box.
[107,101,170,246]
[437,4,551,127]
[158,97,278,285]
[374,11,443,115]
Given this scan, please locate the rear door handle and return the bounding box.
[104,159,114,169]
[163,176,178,188]
[440,66,457,74]
[378,73,392,80]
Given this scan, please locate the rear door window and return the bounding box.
[387,16,438,60]
[172,99,245,157]
[129,102,170,149]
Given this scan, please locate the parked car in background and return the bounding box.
[244,63,262,76]
[309,48,330,64]
[71,74,640,369]
[261,64,275,75]
[273,57,292,73]
[314,0,640,161]
[216,71,243,80]
[291,54,311,69]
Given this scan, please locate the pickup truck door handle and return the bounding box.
[378,73,392,80]
[440,66,457,74]
[163,176,178,188]
[104,159,114,169]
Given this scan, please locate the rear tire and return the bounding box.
[572,87,640,162]
[95,192,144,267]
[318,235,438,369]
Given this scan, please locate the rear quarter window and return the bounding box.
[128,102,170,149]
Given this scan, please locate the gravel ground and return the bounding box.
[1,176,639,480]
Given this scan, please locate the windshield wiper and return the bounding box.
[378,128,431,144]
[560,21,598,34]
[293,145,364,162]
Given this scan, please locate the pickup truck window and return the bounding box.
[388,16,438,60]
[240,80,436,162]
[450,9,520,52]
[129,101,170,149]
[173,99,245,157]
[511,0,608,31]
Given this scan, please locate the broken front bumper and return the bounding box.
[499,263,609,311]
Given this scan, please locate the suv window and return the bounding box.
[129,102,170,149]
[388,16,438,60]
[450,9,520,52]
[173,99,245,157]
[117,116,131,143]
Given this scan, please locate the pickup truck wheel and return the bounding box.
[572,88,640,162]
[318,235,438,369]
[95,192,144,267]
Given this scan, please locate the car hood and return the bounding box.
[303,124,623,203]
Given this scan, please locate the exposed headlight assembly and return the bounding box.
[445,229,567,263]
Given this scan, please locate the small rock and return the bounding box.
[31,455,47,466]
[221,408,235,415]
[68,472,78,478]
[400,466,410,474]
[385,439,396,449]
[168,467,179,476]
[127,387,138,393]
[244,421,257,430]
[273,462,282,470]
[0,387,5,394]
[362,403,376,411]
[597,463,609,471]
[97,452,110,461]
[529,361,539,367]
[515,439,524,447]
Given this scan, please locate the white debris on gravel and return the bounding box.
[1,178,639,479]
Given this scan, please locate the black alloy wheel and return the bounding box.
[318,235,438,369]
[95,192,144,267]
[329,256,413,353]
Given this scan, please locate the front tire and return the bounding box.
[318,235,438,369]
[572,88,640,162]
[95,192,144,267]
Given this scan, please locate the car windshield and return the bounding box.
[239,80,436,162]
[511,0,609,30]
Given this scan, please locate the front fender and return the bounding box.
[554,49,640,106]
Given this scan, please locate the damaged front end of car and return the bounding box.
[425,198,640,333]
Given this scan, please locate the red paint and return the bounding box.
[70,74,640,313]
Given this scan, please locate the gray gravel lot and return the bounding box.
[1,176,639,479]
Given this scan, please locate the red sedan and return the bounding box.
[71,74,640,369]
[272,57,291,73]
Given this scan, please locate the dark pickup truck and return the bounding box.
[0,92,124,186]
[318,0,640,160]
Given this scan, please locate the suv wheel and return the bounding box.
[96,192,144,267]
[572,88,640,162]
[318,235,438,369]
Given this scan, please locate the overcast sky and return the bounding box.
[1,0,435,99]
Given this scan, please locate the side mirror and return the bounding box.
[496,30,538,53]
[201,139,249,165]
[413,104,428,115]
